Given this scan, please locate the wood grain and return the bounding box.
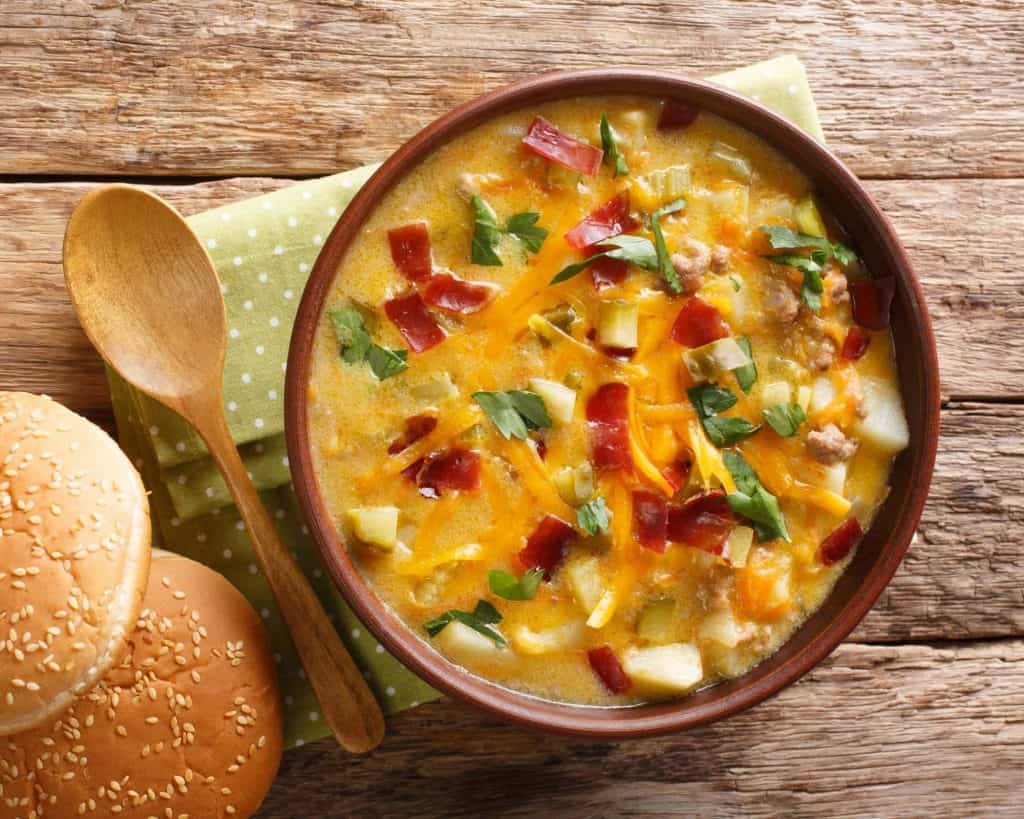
[0,177,1020,409]
[256,639,1024,818]
[1,1,1021,179]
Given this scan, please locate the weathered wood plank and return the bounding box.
[0,177,1019,407]
[1,0,1021,179]
[257,640,1024,818]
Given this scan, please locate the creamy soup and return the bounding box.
[307,96,909,705]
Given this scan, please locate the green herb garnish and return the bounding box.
[424,600,506,646]
[488,568,544,601]
[471,195,503,266]
[652,198,687,295]
[760,225,855,265]
[328,306,408,380]
[723,451,789,542]
[472,390,552,440]
[733,337,757,394]
[577,496,611,536]
[550,234,658,285]
[762,403,807,437]
[600,113,629,177]
[505,211,549,253]
[687,383,760,447]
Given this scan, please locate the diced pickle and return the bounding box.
[631,164,691,211]
[564,369,585,390]
[683,337,751,382]
[542,303,578,332]
[708,142,753,182]
[722,526,754,568]
[528,377,577,425]
[795,196,827,238]
[553,463,596,506]
[636,598,677,644]
[565,554,604,614]
[761,381,792,408]
[411,372,458,401]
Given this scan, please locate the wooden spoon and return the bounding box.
[63,184,385,753]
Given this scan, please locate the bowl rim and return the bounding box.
[285,68,941,739]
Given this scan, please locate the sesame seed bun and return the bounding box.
[0,392,151,736]
[0,550,284,818]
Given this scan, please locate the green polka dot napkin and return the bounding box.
[107,55,824,748]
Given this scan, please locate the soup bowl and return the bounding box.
[285,68,940,738]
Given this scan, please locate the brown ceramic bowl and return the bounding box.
[285,69,940,739]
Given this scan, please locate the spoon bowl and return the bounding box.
[64,185,226,402]
[64,184,386,753]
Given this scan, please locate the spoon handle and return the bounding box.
[192,394,385,753]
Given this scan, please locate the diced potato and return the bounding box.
[809,376,835,413]
[855,377,910,455]
[346,506,398,550]
[512,621,586,655]
[546,162,582,191]
[565,555,604,615]
[797,385,812,412]
[631,164,691,211]
[702,184,750,223]
[597,300,639,349]
[528,377,577,425]
[553,463,596,506]
[699,609,747,648]
[621,643,704,692]
[822,461,848,496]
[750,195,794,227]
[434,620,506,664]
[722,526,754,568]
[795,196,827,238]
[411,372,458,402]
[683,337,751,382]
[708,142,752,182]
[636,598,677,644]
[761,381,792,408]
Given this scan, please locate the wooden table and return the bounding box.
[2,2,1022,816]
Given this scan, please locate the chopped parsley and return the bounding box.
[760,225,855,265]
[472,390,552,440]
[760,224,855,313]
[733,337,758,394]
[550,234,658,284]
[471,196,549,265]
[723,451,789,542]
[577,496,611,536]
[600,113,629,177]
[489,568,544,601]
[651,198,687,295]
[762,403,807,437]
[328,306,408,380]
[424,600,505,646]
[687,383,760,447]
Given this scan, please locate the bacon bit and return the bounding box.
[587,646,632,694]
[522,116,603,176]
[586,383,633,472]
[388,414,438,455]
[415,448,480,498]
[518,515,578,579]
[384,291,445,353]
[840,326,871,361]
[633,491,669,553]
[661,453,694,493]
[658,100,700,130]
[388,223,433,283]
[670,297,730,348]
[850,278,895,330]
[564,192,638,250]
[667,490,736,555]
[590,255,629,290]
[819,518,864,565]
[422,273,495,315]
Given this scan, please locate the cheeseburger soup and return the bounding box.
[308,96,909,705]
